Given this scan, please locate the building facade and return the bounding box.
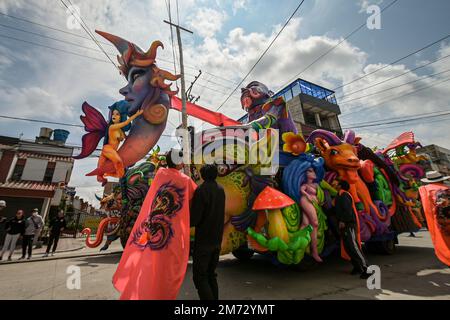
[239,79,343,139]
[0,128,74,227]
[416,144,450,176]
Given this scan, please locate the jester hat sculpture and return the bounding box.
[76,30,180,180]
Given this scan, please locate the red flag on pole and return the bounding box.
[112,167,197,299]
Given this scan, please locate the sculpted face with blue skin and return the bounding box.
[120,66,155,116]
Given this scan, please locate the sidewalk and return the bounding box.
[0,237,123,264]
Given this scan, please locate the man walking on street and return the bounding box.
[43,210,66,257]
[334,181,370,279]
[190,164,226,300]
[1,210,25,261]
[20,209,44,260]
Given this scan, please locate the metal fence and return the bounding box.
[58,209,103,238]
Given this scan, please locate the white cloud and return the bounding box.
[232,0,250,15]
[187,7,228,38]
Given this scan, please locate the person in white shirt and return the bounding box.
[30,209,44,247]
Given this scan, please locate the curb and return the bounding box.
[0,250,123,265]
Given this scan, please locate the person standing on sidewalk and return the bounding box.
[20,209,44,260]
[31,209,44,248]
[1,210,25,261]
[43,210,66,257]
[190,164,226,300]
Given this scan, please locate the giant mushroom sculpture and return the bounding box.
[247,186,313,264]
[253,186,294,244]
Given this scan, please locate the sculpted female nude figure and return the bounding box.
[282,153,326,263]
[299,167,323,262]
[97,107,143,183]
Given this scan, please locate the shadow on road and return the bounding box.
[180,244,449,300]
[76,253,122,268]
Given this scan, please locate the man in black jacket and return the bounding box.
[335,181,370,279]
[0,210,25,261]
[43,210,66,257]
[190,164,226,300]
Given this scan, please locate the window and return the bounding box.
[284,88,293,101]
[43,166,55,183]
[11,163,24,181]
[292,83,301,97]
[303,111,317,126]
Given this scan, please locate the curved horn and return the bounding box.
[306,129,342,146]
[145,41,164,59]
[343,130,356,144]
[95,30,131,56]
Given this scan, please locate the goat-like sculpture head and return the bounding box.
[307,129,362,183]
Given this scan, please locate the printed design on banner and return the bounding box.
[132,182,185,250]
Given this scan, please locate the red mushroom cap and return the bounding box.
[252,186,295,211]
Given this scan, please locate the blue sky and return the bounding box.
[0,0,449,204]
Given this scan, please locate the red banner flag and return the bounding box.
[112,167,197,299]
[171,96,241,127]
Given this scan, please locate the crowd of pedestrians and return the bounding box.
[0,202,66,262]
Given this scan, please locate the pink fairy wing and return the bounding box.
[73,102,108,159]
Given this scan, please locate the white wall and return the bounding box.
[52,161,73,183]
[21,158,48,181]
[41,198,51,222]
[51,188,63,206]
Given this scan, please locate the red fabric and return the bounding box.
[339,190,362,261]
[112,168,197,299]
[171,96,241,127]
[382,132,414,154]
[419,184,450,266]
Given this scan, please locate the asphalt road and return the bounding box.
[0,230,448,300]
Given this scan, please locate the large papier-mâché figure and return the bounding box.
[75,31,180,183]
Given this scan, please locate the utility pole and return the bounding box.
[163,20,193,174]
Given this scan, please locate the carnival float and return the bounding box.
[75,31,433,266]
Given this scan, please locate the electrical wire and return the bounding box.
[277,0,400,92]
[339,68,450,105]
[333,33,450,91]
[337,53,450,99]
[216,0,307,111]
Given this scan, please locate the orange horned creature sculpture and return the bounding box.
[307,130,387,222]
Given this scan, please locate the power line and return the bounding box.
[0,22,110,54]
[0,10,239,86]
[0,114,175,138]
[0,31,238,98]
[0,11,113,46]
[339,68,450,105]
[340,76,450,117]
[337,53,450,99]
[216,0,307,111]
[60,0,118,69]
[341,108,450,127]
[333,33,450,91]
[0,33,110,63]
[342,110,450,129]
[363,115,450,131]
[277,0,399,92]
